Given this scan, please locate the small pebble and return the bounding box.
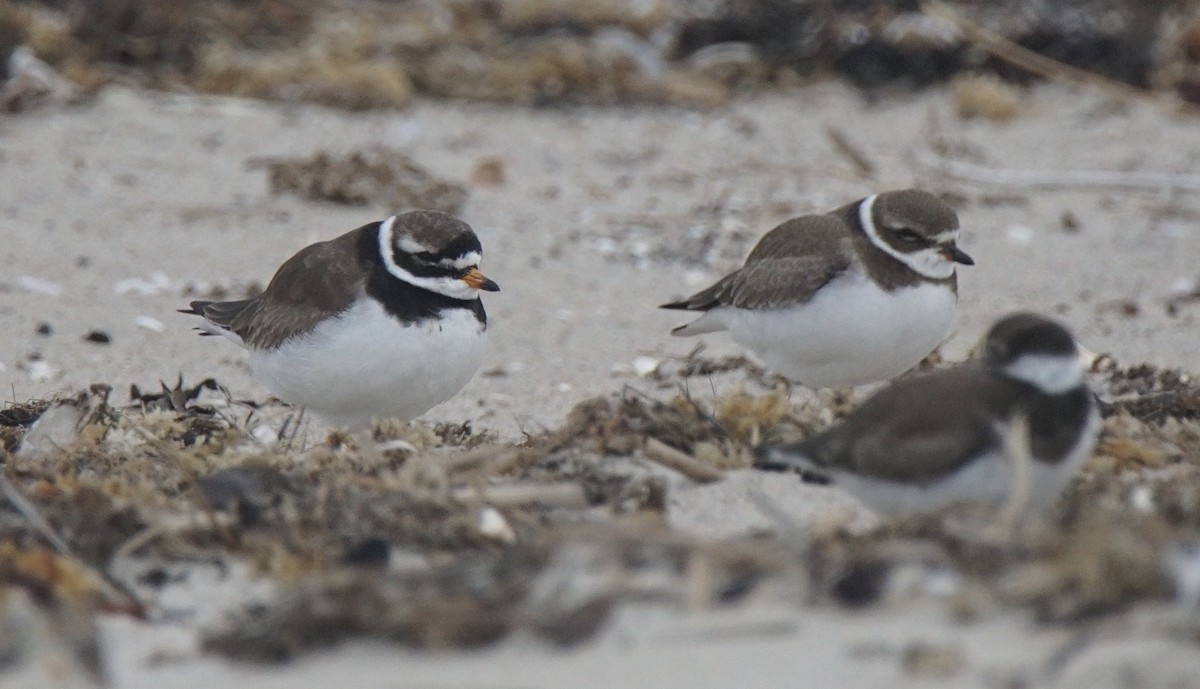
[478,506,516,544]
[632,356,660,377]
[83,330,111,345]
[25,360,57,382]
[115,271,171,296]
[341,538,390,567]
[1129,485,1155,513]
[18,275,62,296]
[35,322,53,336]
[1060,210,1081,232]
[134,316,164,332]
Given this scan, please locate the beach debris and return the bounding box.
[16,275,61,296]
[631,356,661,378]
[0,399,50,429]
[114,271,172,296]
[1095,361,1200,422]
[477,506,516,544]
[0,45,81,113]
[902,641,966,679]
[196,466,292,527]
[0,0,1183,112]
[996,507,1174,622]
[132,315,163,332]
[915,148,1200,193]
[21,360,57,383]
[128,376,228,413]
[260,148,468,214]
[1165,277,1200,316]
[825,124,877,178]
[203,547,550,660]
[81,330,110,345]
[554,391,744,463]
[196,49,414,110]
[0,345,1193,664]
[498,0,671,36]
[1165,545,1200,610]
[469,157,506,187]
[14,387,109,459]
[951,73,1022,122]
[520,543,618,647]
[643,437,723,483]
[1004,224,1034,246]
[0,553,106,689]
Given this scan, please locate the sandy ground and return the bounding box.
[3,82,1200,686]
[3,82,1199,438]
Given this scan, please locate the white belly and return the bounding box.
[715,274,957,387]
[250,300,487,426]
[834,406,1101,517]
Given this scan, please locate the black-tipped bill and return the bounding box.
[464,267,500,292]
[943,245,974,265]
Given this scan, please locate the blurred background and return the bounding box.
[1,0,1197,111]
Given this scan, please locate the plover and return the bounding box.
[754,313,1100,516]
[661,189,973,387]
[183,210,499,426]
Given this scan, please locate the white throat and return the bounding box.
[377,216,479,301]
[1003,352,1086,394]
[858,195,956,280]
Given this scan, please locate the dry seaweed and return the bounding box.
[1097,360,1200,423]
[203,546,549,660]
[1,351,1199,666]
[0,545,106,685]
[0,0,1183,112]
[260,148,468,214]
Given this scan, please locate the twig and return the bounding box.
[439,444,525,474]
[915,148,1200,192]
[451,482,589,508]
[287,406,309,451]
[642,437,724,483]
[825,124,877,178]
[920,0,1157,105]
[1,469,145,613]
[0,472,72,554]
[112,511,240,561]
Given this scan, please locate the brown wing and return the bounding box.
[802,367,1007,483]
[660,215,852,312]
[196,225,371,349]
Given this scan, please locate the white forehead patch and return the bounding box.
[859,195,956,280]
[440,251,481,271]
[1004,352,1085,394]
[930,229,958,244]
[396,235,428,256]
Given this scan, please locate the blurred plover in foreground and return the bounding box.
[755,313,1100,518]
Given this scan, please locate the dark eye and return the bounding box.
[894,229,923,244]
[414,251,437,262]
